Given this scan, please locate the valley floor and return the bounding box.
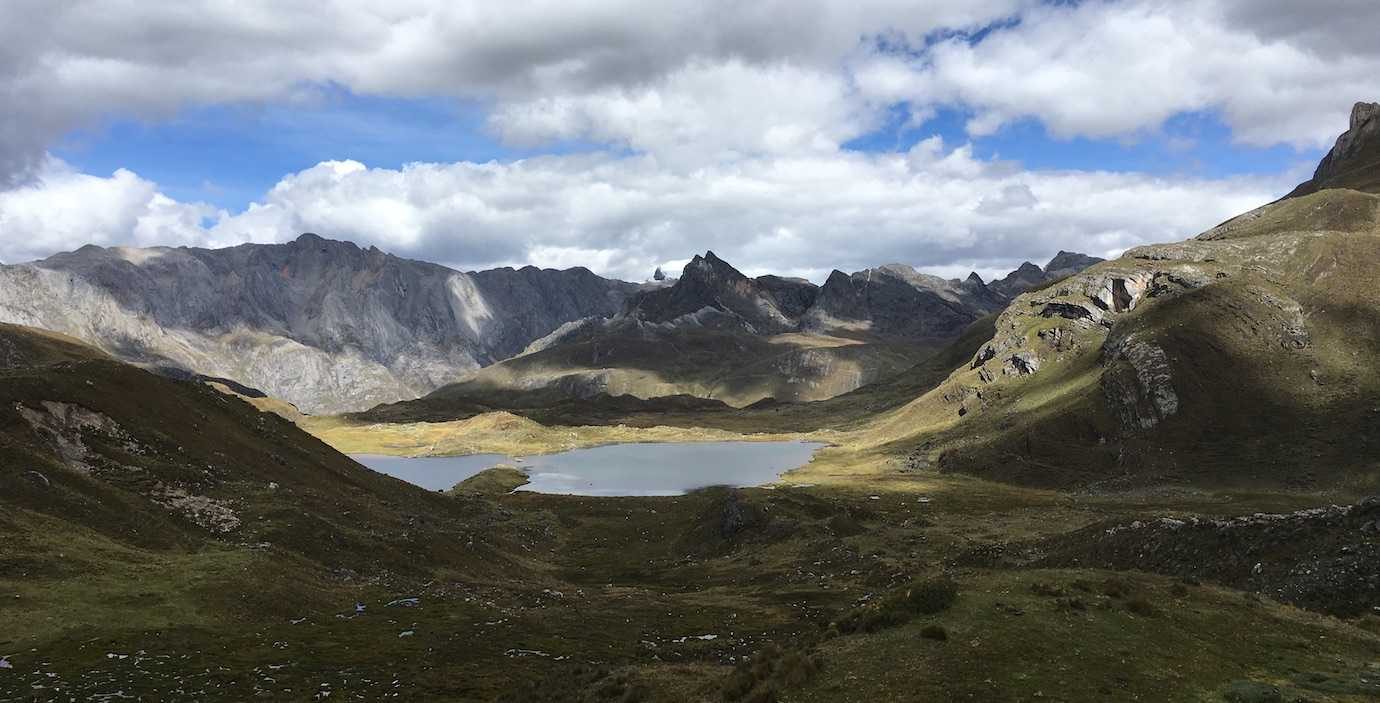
[5,435,1378,702]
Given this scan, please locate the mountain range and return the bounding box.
[0,231,1101,413]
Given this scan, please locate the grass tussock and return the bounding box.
[835,576,959,634]
[721,643,824,702]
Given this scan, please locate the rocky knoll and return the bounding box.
[0,234,636,413]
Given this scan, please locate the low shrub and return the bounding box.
[721,643,822,702]
[905,577,959,614]
[836,576,959,634]
[1125,597,1157,617]
[919,624,949,641]
[1101,577,1130,599]
[1058,596,1088,611]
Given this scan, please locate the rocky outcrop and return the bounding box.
[1287,101,1380,197]
[1101,332,1179,432]
[0,234,638,413]
[1016,500,1380,618]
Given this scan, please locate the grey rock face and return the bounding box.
[0,234,636,413]
[1101,332,1179,432]
[1288,101,1380,197]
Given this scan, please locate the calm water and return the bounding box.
[352,441,824,496]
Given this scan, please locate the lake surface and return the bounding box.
[353,440,825,496]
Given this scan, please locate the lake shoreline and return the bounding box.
[353,440,826,496]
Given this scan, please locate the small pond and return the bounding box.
[352,440,825,496]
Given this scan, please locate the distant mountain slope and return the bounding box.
[864,102,1380,492]
[0,234,637,413]
[380,250,1099,414]
[988,250,1106,299]
[802,264,1006,341]
[625,251,819,333]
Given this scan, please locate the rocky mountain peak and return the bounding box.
[989,253,1103,299]
[1287,100,1380,197]
[1045,251,1106,278]
[685,250,747,282]
[1350,101,1379,131]
[627,251,804,332]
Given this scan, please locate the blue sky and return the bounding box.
[54,90,601,211]
[848,106,1322,181]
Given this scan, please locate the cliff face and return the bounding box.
[0,234,636,413]
[1287,101,1380,197]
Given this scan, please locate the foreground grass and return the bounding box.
[6,440,1374,701]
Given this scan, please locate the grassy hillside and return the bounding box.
[339,316,995,441]
[852,188,1380,493]
[399,326,932,411]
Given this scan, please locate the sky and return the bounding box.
[0,0,1376,282]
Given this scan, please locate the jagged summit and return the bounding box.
[1288,101,1380,197]
[626,251,814,332]
[988,253,1106,298]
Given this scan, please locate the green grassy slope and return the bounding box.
[857,188,1380,492]
[391,326,932,411]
